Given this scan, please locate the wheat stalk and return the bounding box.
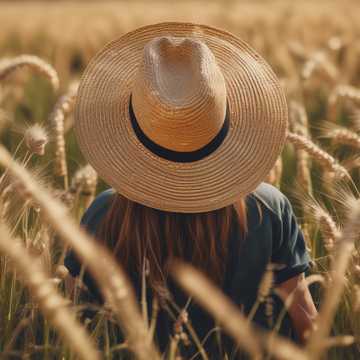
[172,262,308,360]
[0,223,100,360]
[286,132,349,180]
[303,200,341,253]
[350,108,360,133]
[0,108,11,135]
[50,82,77,188]
[248,263,274,323]
[306,197,360,359]
[301,51,338,84]
[326,36,345,65]
[287,41,309,64]
[0,144,160,360]
[258,264,274,302]
[353,285,360,312]
[324,127,360,149]
[0,55,59,91]
[289,100,313,203]
[327,85,360,122]
[322,335,355,349]
[288,101,314,247]
[315,206,340,252]
[70,164,98,209]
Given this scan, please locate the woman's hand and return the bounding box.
[276,273,318,344]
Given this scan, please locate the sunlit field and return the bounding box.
[1,0,360,359]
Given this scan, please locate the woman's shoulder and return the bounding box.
[247,182,290,221]
[244,183,310,284]
[90,188,115,207]
[64,188,116,283]
[80,188,116,231]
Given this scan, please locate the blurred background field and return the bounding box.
[1,0,360,193]
[0,0,359,80]
[1,0,360,359]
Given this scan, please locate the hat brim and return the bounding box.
[75,22,288,213]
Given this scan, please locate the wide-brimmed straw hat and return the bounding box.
[75,22,288,213]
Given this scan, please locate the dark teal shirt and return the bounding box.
[64,182,310,357]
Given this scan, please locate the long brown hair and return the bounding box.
[98,194,248,299]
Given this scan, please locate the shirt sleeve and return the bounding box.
[271,196,311,285]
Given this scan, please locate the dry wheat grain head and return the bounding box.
[328,85,360,122]
[0,223,100,360]
[288,101,312,196]
[306,196,360,359]
[287,41,309,64]
[319,121,360,150]
[0,55,59,91]
[70,164,97,196]
[49,82,78,188]
[24,123,49,155]
[70,164,98,208]
[301,51,338,85]
[0,144,160,360]
[286,131,349,180]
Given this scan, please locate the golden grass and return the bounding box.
[0,55,59,91]
[0,223,101,360]
[172,262,308,360]
[306,197,360,359]
[50,82,78,187]
[286,132,349,180]
[0,144,161,360]
[1,1,360,358]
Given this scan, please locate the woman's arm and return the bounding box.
[276,273,318,344]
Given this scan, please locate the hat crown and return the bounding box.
[131,36,227,152]
[76,22,288,213]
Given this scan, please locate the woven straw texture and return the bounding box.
[131,36,227,152]
[75,22,288,213]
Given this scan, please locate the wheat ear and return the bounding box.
[24,124,49,156]
[289,101,313,196]
[306,197,360,359]
[0,223,100,360]
[301,51,338,84]
[300,190,341,253]
[0,145,160,360]
[172,262,308,360]
[0,55,59,91]
[50,83,77,187]
[70,164,98,209]
[288,102,314,248]
[248,263,274,322]
[314,205,341,252]
[286,132,349,180]
[287,41,309,63]
[324,127,360,149]
[327,85,360,122]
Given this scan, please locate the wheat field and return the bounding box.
[0,0,360,359]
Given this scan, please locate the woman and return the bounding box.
[65,22,317,358]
